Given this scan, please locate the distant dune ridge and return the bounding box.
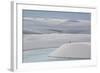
[48,42,91,59]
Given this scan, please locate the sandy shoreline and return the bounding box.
[23,33,90,51]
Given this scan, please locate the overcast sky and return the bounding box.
[22,10,91,34]
[23,10,91,20]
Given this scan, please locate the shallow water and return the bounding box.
[22,48,89,63]
[23,48,56,63]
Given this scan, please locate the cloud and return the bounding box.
[23,17,90,25]
[23,17,68,24]
[23,17,91,34]
[23,17,33,21]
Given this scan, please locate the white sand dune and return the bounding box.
[48,42,90,58]
[23,34,90,51]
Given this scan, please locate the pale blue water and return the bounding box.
[23,48,56,63]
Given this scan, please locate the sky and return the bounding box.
[22,10,91,34]
[23,10,91,20]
